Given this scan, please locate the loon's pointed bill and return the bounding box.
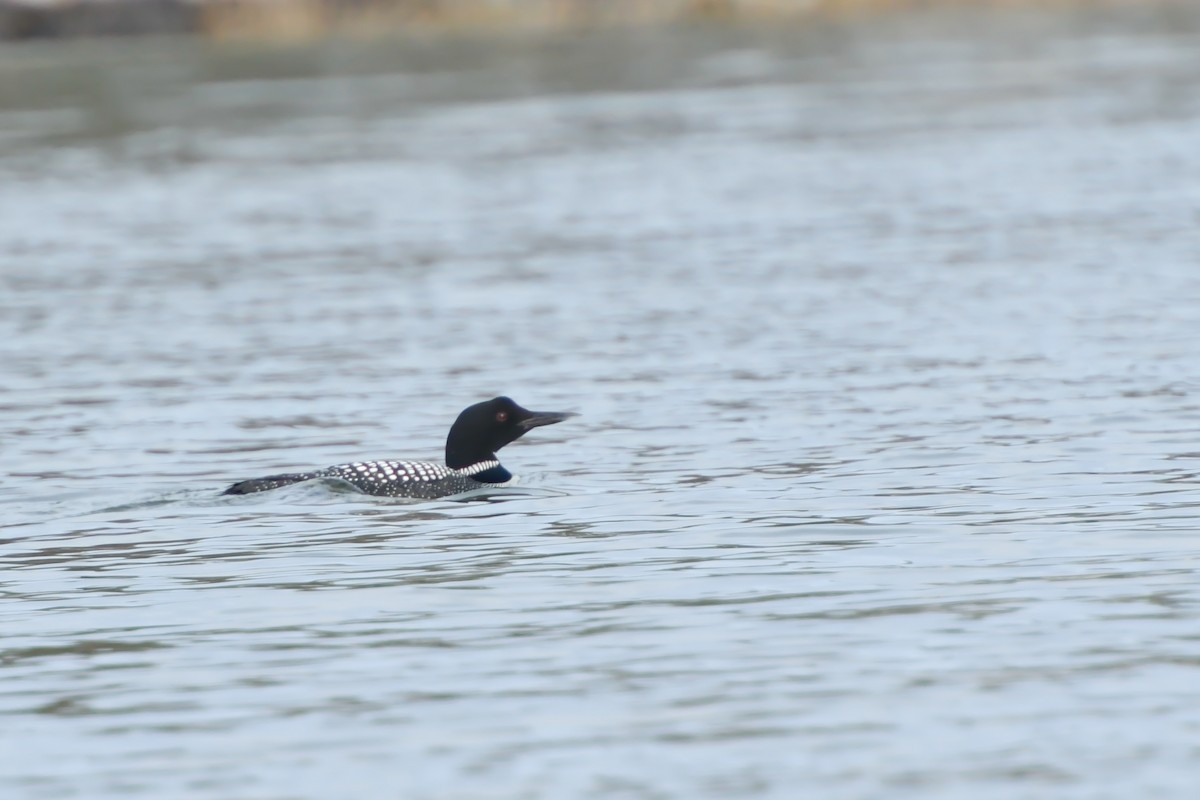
[518,410,577,430]
[222,396,576,499]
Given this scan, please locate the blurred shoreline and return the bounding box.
[0,0,1189,42]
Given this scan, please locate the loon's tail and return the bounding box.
[222,472,319,495]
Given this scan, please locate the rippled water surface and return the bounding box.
[4,8,1200,798]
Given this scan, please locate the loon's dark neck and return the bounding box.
[449,452,512,484]
[445,443,491,471]
[469,463,512,483]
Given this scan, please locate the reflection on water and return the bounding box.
[3,7,1200,799]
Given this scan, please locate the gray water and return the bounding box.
[4,8,1200,799]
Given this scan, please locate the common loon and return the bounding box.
[222,396,575,499]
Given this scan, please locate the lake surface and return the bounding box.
[3,7,1200,798]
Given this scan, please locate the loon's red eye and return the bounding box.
[496,411,509,423]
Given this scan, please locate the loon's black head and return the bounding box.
[444,396,575,470]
